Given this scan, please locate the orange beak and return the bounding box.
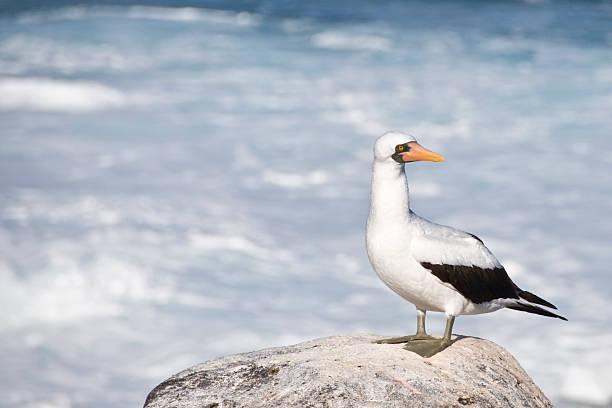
[401,142,445,162]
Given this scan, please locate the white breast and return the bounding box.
[366,213,469,313]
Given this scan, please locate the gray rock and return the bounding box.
[143,334,552,408]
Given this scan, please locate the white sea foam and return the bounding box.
[410,181,441,198]
[0,233,238,331]
[561,364,612,406]
[16,6,88,23]
[0,77,127,113]
[188,232,279,260]
[311,31,391,52]
[326,92,388,136]
[0,260,120,329]
[20,395,71,408]
[17,5,260,26]
[125,6,259,26]
[261,170,329,189]
[0,35,145,74]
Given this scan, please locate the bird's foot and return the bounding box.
[374,334,435,344]
[402,337,452,358]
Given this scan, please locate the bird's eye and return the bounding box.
[398,145,404,151]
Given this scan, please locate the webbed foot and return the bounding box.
[403,337,452,358]
[374,334,435,344]
[376,314,456,357]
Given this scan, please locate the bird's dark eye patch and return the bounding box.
[395,143,411,153]
[392,143,411,163]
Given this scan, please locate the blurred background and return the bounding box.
[1,0,611,407]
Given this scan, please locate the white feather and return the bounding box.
[409,213,502,270]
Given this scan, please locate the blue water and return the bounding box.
[1,1,612,407]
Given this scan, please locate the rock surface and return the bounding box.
[143,334,552,408]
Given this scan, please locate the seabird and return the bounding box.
[366,131,566,357]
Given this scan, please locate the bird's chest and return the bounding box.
[367,225,424,286]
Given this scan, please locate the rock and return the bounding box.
[143,334,552,408]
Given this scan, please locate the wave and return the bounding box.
[311,31,391,52]
[260,170,329,189]
[16,5,260,26]
[0,77,127,112]
[0,34,145,74]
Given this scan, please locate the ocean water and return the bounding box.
[1,1,611,407]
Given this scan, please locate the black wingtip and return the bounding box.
[507,303,568,321]
[517,290,558,310]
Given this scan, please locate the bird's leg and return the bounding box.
[416,308,427,337]
[375,309,436,344]
[442,315,455,344]
[402,315,456,357]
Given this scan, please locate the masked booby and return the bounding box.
[366,131,566,357]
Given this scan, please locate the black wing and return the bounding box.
[420,262,519,304]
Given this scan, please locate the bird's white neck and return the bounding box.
[368,160,411,224]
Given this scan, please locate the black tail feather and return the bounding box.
[507,303,568,321]
[517,290,558,310]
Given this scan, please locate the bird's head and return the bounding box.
[374,131,445,164]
